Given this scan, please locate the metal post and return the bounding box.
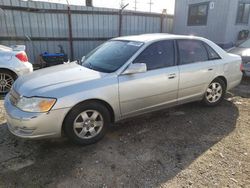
[160,9,167,33]
[118,11,122,36]
[67,6,74,60]
[118,3,129,37]
[160,15,163,33]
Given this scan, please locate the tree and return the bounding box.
[86,0,93,6]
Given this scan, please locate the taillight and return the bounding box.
[15,52,28,62]
[240,63,243,72]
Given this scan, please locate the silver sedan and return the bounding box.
[4,34,242,145]
[228,38,250,77]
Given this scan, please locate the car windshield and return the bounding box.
[82,40,144,73]
[239,38,250,48]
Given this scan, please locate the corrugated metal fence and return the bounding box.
[0,0,173,63]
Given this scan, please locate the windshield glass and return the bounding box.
[239,38,250,48]
[82,40,144,73]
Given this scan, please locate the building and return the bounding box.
[173,0,250,48]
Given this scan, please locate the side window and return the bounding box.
[177,40,208,65]
[133,40,175,71]
[203,43,221,60]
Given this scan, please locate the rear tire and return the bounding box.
[202,78,226,106]
[0,70,17,95]
[63,102,110,145]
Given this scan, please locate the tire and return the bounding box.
[63,102,111,145]
[0,70,17,95]
[202,78,226,106]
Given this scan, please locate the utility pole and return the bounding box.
[66,0,74,60]
[86,0,93,7]
[134,0,137,11]
[148,0,153,12]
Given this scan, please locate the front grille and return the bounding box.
[9,89,20,106]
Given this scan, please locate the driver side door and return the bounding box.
[118,40,179,118]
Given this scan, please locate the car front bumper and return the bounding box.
[4,94,70,139]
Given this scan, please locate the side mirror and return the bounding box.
[123,63,147,75]
[81,56,85,64]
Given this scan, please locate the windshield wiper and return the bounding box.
[83,61,93,70]
[83,61,110,73]
[88,62,93,69]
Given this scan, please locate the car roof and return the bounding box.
[112,33,229,59]
[112,33,205,43]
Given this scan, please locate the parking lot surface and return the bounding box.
[0,78,249,188]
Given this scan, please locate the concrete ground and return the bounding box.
[0,78,249,188]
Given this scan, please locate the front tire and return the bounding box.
[63,102,110,145]
[202,78,226,106]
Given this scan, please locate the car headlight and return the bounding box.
[16,97,56,113]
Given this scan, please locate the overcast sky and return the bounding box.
[29,0,175,14]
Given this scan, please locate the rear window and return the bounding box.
[177,40,209,65]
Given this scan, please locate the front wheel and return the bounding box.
[202,78,226,106]
[63,102,110,145]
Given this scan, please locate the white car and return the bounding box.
[0,45,33,94]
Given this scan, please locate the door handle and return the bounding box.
[168,73,176,79]
[208,68,213,71]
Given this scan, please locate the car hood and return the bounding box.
[14,62,108,97]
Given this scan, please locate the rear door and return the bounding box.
[177,39,221,103]
[118,40,179,117]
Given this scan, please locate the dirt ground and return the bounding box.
[0,78,249,188]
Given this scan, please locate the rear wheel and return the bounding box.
[0,70,16,94]
[63,102,110,145]
[202,78,226,106]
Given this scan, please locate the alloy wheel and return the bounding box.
[206,82,223,103]
[73,110,104,139]
[0,73,14,94]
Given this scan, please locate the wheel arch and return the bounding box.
[62,98,115,132]
[214,75,227,90]
[0,68,18,79]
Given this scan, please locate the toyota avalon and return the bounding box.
[4,34,242,145]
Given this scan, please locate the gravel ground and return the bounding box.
[0,78,249,188]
